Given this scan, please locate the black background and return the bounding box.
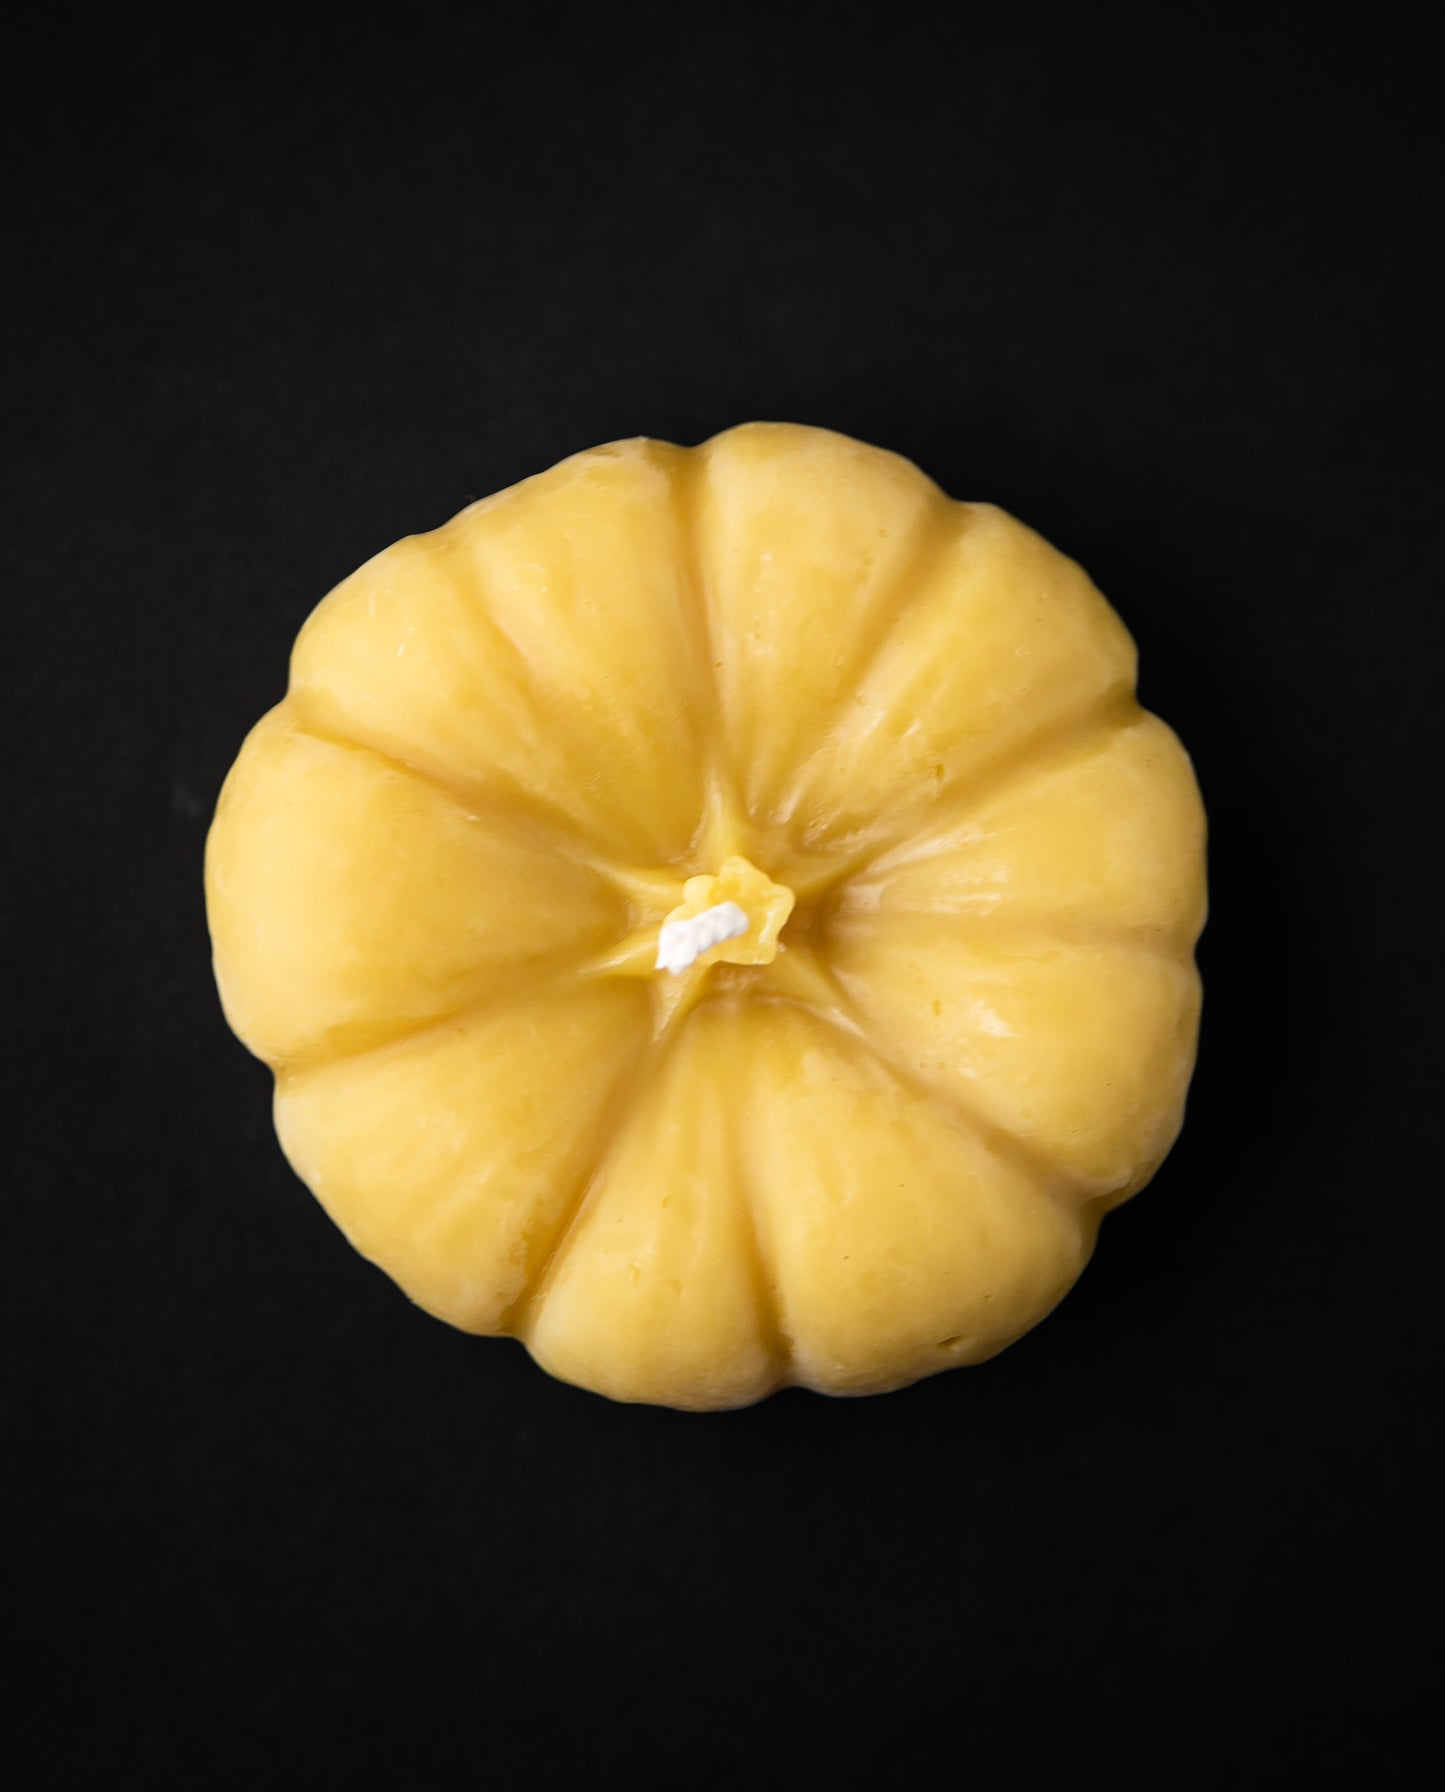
[6,13,1440,1788]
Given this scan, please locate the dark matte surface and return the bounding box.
[5,16,1440,1787]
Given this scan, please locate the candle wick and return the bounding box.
[655,901,750,975]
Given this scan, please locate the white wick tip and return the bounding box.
[655,901,750,974]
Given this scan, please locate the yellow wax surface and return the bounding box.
[205,423,1206,1409]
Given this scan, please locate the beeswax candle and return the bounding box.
[206,424,1206,1408]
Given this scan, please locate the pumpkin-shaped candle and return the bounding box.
[205,424,1206,1408]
